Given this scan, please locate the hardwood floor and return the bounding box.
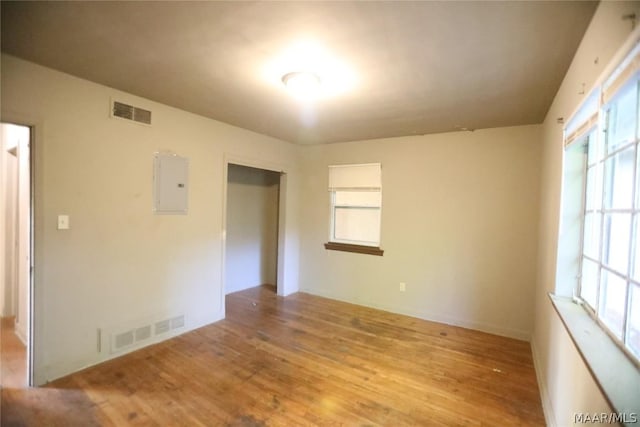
[1,317,27,388]
[1,286,545,426]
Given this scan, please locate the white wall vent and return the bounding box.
[155,319,171,335]
[108,313,185,354]
[113,330,134,352]
[111,100,152,125]
[135,325,152,342]
[170,315,185,329]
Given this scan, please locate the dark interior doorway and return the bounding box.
[225,164,280,295]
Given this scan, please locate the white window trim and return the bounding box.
[329,189,382,247]
[562,37,640,366]
[326,163,384,255]
[554,29,640,421]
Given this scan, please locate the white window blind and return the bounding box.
[328,163,381,190]
[603,42,640,105]
[565,89,600,147]
[565,44,640,148]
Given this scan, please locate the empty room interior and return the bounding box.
[1,1,640,426]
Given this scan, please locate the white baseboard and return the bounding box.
[300,287,531,341]
[37,308,225,386]
[531,338,557,427]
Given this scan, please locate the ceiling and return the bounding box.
[1,1,597,144]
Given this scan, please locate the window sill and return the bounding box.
[549,294,640,422]
[324,242,384,256]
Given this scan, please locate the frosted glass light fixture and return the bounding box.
[282,71,321,99]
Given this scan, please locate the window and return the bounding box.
[325,163,383,255]
[567,43,640,364]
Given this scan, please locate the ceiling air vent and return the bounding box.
[111,100,152,125]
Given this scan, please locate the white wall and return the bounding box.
[532,2,640,425]
[225,164,280,294]
[299,125,542,340]
[0,54,300,385]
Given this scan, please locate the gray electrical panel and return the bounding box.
[153,152,188,214]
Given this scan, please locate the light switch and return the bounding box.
[57,215,70,230]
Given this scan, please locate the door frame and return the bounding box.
[2,114,39,387]
[221,154,289,310]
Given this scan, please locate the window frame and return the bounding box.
[329,189,382,247]
[554,33,640,419]
[326,163,384,256]
[568,48,640,368]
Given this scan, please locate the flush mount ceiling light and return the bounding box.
[264,40,356,101]
[282,71,322,99]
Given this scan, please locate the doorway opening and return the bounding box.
[1,123,32,388]
[224,164,281,296]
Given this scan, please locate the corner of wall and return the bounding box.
[530,336,557,427]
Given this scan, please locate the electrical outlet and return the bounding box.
[399,282,406,292]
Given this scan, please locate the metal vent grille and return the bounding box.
[112,100,152,125]
[155,319,171,335]
[114,330,134,350]
[133,107,152,124]
[170,315,185,329]
[135,325,152,342]
[109,313,184,354]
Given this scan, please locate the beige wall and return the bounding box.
[532,2,640,425]
[1,54,300,384]
[225,164,280,294]
[299,125,541,340]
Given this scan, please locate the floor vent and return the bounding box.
[111,100,152,125]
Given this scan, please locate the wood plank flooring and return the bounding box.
[1,286,545,426]
[1,317,27,389]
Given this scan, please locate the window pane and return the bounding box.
[599,269,627,338]
[334,191,381,207]
[580,258,599,309]
[582,213,601,259]
[603,213,631,274]
[627,284,640,358]
[603,146,635,209]
[585,165,602,211]
[334,207,380,245]
[606,82,638,154]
